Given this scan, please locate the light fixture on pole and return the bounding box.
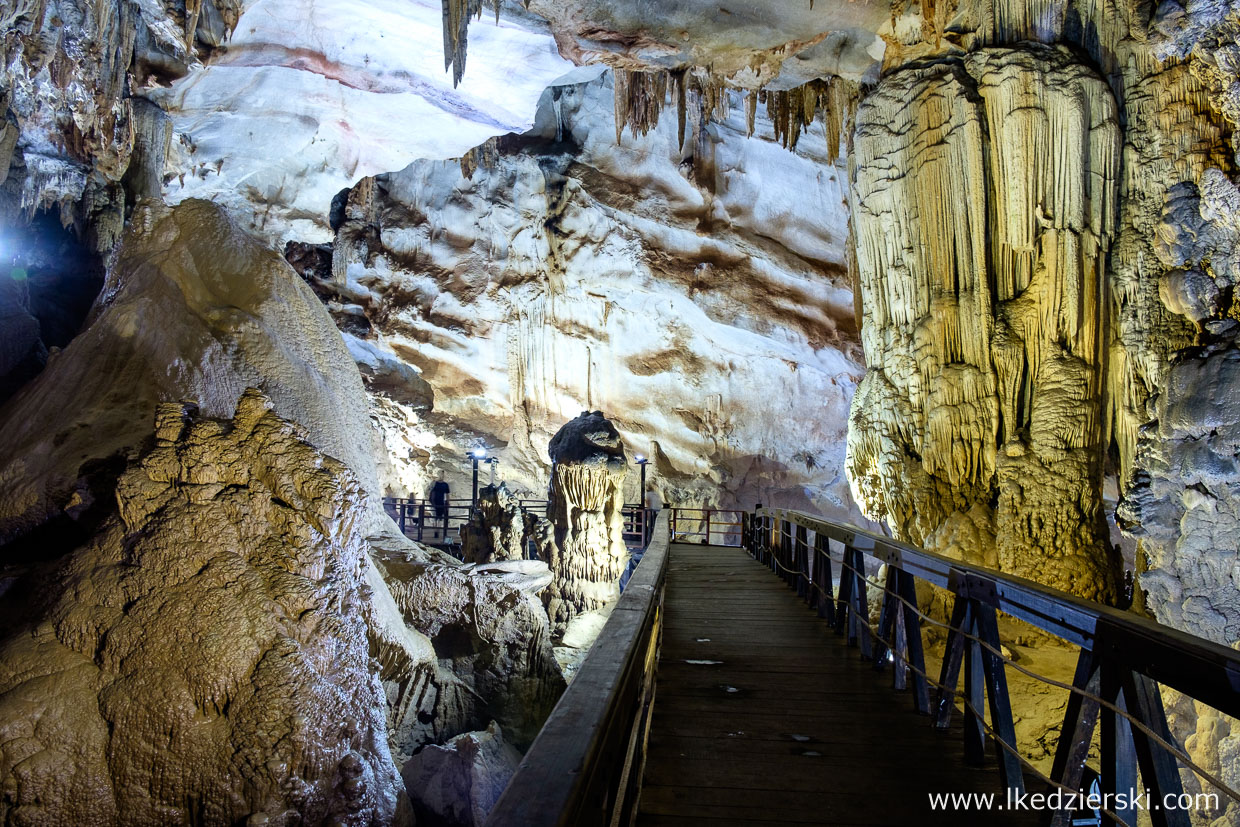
[470,448,487,506]
[634,454,648,502]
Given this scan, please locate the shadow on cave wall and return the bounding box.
[0,211,104,406]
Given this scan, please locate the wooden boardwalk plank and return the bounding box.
[636,544,1040,827]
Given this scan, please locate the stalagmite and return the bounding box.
[461,482,553,564]
[543,411,630,632]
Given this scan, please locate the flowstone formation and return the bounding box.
[838,0,1239,812]
[543,411,629,632]
[0,390,402,825]
[846,45,1124,602]
[461,482,554,565]
[306,74,864,521]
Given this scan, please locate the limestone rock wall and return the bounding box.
[847,0,1239,815]
[0,390,403,825]
[847,46,1123,601]
[317,73,866,522]
[0,198,390,541]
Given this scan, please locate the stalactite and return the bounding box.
[669,68,688,151]
[613,68,669,143]
[745,90,758,137]
[761,77,859,156]
[441,0,484,88]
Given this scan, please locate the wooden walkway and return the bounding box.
[637,543,1041,826]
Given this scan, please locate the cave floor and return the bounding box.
[637,544,1042,826]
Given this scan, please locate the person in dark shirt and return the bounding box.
[430,471,450,532]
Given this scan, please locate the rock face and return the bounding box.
[0,390,402,825]
[320,73,865,522]
[0,198,390,542]
[0,196,567,820]
[543,410,629,631]
[846,46,1124,602]
[374,552,564,754]
[400,721,522,827]
[149,0,586,244]
[840,0,1239,814]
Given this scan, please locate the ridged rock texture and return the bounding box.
[312,73,863,522]
[0,390,403,825]
[844,0,1240,816]
[846,46,1124,602]
[542,411,630,632]
[461,482,553,565]
[0,197,567,820]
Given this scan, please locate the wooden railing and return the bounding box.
[384,497,652,552]
[669,507,744,546]
[485,510,670,827]
[744,508,1240,827]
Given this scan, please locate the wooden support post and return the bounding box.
[875,565,900,672]
[1049,648,1101,827]
[1121,671,1189,827]
[974,604,1024,794]
[935,596,973,728]
[1100,661,1138,827]
[814,534,835,624]
[963,622,986,766]
[897,570,930,714]
[845,546,874,660]
[795,524,809,601]
[834,545,852,636]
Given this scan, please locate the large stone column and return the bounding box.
[846,46,1125,603]
[543,411,630,632]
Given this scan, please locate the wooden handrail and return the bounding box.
[758,507,1240,719]
[486,511,671,827]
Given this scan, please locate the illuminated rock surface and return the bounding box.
[0,390,404,825]
[543,410,629,632]
[323,74,863,521]
[2,0,1240,819]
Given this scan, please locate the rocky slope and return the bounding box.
[0,389,405,825]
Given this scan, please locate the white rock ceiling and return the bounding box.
[151,0,596,241]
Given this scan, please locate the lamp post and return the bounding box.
[635,455,649,543]
[471,447,487,507]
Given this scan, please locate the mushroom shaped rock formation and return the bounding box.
[0,390,403,826]
[544,410,630,632]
